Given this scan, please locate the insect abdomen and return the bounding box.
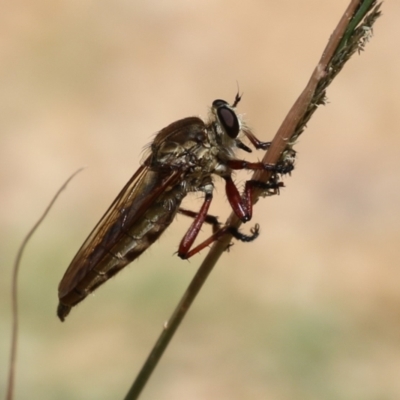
[57,190,183,321]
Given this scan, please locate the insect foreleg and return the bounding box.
[242,129,271,150]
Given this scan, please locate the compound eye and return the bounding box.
[212,99,228,108]
[217,106,240,138]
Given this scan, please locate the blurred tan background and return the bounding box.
[1,1,399,399]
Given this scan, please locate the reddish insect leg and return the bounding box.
[224,176,249,222]
[178,225,226,260]
[223,158,291,222]
[178,207,220,234]
[178,193,213,258]
[178,205,261,259]
[224,176,283,222]
[227,159,290,173]
[242,128,271,150]
[178,223,260,260]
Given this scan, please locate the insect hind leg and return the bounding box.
[178,222,260,260]
[227,223,260,243]
[178,207,221,234]
[180,204,261,243]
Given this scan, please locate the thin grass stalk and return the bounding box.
[124,1,381,398]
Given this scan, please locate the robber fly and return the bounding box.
[57,94,291,321]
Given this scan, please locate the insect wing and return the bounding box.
[58,159,182,299]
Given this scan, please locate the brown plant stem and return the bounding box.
[124,1,381,399]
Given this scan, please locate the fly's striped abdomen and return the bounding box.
[57,168,185,321]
